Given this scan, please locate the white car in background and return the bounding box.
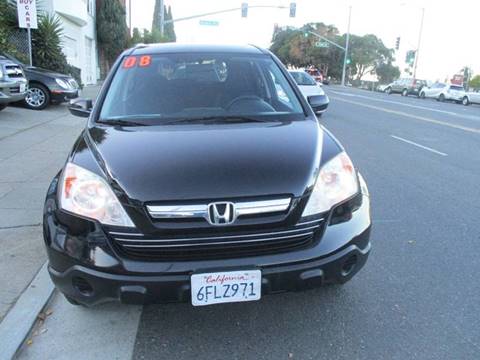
[288,70,329,115]
[461,90,480,106]
[419,83,466,103]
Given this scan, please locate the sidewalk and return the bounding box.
[0,84,101,356]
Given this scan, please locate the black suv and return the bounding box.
[43,44,371,307]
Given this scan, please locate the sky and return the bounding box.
[131,0,480,81]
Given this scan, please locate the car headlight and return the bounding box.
[55,78,70,89]
[302,152,359,217]
[0,67,3,78]
[59,162,134,227]
[317,86,325,96]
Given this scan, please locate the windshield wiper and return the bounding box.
[97,119,149,127]
[161,116,268,125]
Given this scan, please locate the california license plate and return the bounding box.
[191,270,261,306]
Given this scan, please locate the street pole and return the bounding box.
[27,27,32,66]
[341,6,352,87]
[159,0,165,37]
[412,7,425,81]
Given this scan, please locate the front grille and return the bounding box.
[108,218,324,260]
[10,86,20,94]
[5,65,24,78]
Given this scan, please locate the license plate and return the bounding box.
[20,83,26,93]
[191,270,261,306]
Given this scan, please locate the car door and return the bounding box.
[425,83,443,98]
[470,91,480,104]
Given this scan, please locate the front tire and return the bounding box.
[386,87,392,95]
[438,94,445,102]
[24,84,50,110]
[402,89,408,97]
[420,92,426,99]
[462,96,470,106]
[0,104,6,111]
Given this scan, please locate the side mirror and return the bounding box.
[307,95,328,114]
[69,98,92,118]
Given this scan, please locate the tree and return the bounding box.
[469,75,480,89]
[130,27,143,46]
[349,34,394,80]
[270,23,344,79]
[152,1,176,42]
[96,0,128,69]
[376,62,400,84]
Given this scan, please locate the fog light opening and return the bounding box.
[341,255,358,277]
[72,277,94,296]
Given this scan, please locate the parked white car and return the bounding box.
[419,83,466,103]
[288,70,329,114]
[461,90,480,106]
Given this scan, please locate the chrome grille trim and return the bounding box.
[146,198,291,220]
[120,232,314,248]
[112,224,321,243]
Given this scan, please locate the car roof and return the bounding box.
[131,43,267,56]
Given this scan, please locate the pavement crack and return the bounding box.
[0,223,41,230]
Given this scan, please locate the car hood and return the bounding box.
[83,120,322,202]
[24,66,71,79]
[298,85,325,97]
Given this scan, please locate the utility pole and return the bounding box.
[412,7,425,81]
[341,6,352,87]
[159,0,165,37]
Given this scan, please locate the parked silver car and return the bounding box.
[0,56,28,111]
[419,83,465,102]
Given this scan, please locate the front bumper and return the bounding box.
[50,89,79,103]
[43,177,371,306]
[0,81,28,104]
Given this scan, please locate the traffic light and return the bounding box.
[241,3,248,17]
[289,2,296,17]
[406,50,416,65]
[395,37,400,50]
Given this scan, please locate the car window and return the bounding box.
[100,53,304,122]
[289,72,317,86]
[450,85,464,91]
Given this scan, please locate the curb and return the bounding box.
[0,262,54,360]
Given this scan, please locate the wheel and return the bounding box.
[462,96,470,106]
[0,104,6,111]
[64,294,82,306]
[24,83,50,110]
[385,87,392,95]
[402,89,408,97]
[420,92,426,99]
[438,94,446,102]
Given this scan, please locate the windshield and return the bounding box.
[290,72,317,86]
[99,53,304,123]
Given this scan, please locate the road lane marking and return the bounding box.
[390,135,448,156]
[329,96,480,135]
[329,90,460,116]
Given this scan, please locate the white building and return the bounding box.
[42,0,99,85]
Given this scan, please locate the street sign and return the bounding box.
[199,20,219,26]
[16,0,38,29]
[315,41,329,48]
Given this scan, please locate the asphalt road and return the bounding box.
[17,86,480,360]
